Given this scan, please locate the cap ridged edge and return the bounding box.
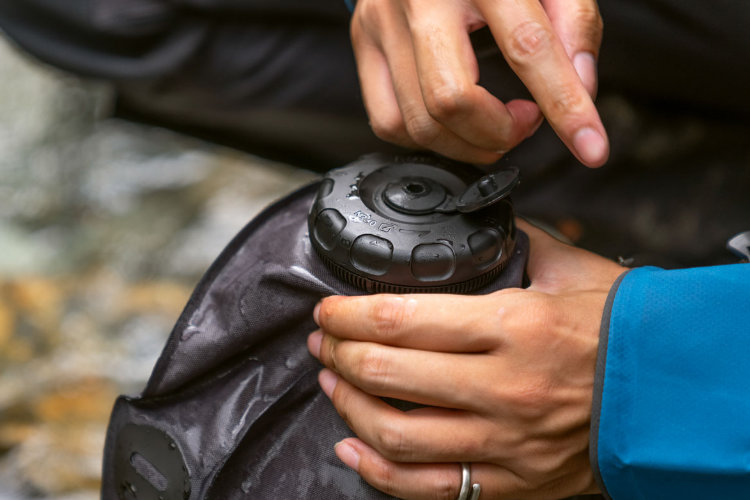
[314,245,509,295]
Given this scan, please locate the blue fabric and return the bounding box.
[344,0,356,13]
[595,265,750,499]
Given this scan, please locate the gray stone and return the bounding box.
[0,35,316,499]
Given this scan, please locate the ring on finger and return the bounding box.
[456,462,481,500]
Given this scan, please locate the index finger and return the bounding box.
[479,0,609,166]
[541,0,603,96]
[313,293,514,352]
[406,2,542,153]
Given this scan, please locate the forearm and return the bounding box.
[592,264,750,498]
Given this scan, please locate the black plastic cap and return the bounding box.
[308,153,519,293]
[456,167,520,213]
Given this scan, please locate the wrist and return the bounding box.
[590,264,750,498]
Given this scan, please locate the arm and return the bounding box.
[309,221,750,499]
[593,264,750,499]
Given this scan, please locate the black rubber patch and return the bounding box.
[113,424,191,500]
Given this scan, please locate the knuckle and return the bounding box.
[423,83,472,122]
[323,337,338,370]
[373,459,400,496]
[509,380,553,420]
[548,82,588,117]
[472,431,498,458]
[506,21,555,66]
[573,4,603,48]
[351,0,385,40]
[370,295,409,338]
[318,298,336,328]
[349,11,364,42]
[354,348,391,390]
[333,385,355,425]
[376,420,411,459]
[404,113,441,147]
[370,110,408,144]
[537,446,577,477]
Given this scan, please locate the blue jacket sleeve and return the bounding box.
[591,265,750,499]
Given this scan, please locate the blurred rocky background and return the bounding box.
[0,35,317,499]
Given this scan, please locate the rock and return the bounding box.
[0,33,316,499]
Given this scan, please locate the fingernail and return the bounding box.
[573,52,597,96]
[307,330,322,359]
[318,369,338,399]
[335,441,361,471]
[573,127,608,166]
[313,301,321,325]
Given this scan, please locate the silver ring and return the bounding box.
[456,463,481,500]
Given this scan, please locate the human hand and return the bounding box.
[307,220,625,499]
[350,0,608,167]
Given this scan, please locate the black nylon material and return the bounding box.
[102,182,529,500]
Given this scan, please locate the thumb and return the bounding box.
[516,218,623,293]
[517,219,577,285]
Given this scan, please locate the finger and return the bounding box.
[315,334,499,409]
[319,369,508,463]
[351,18,419,149]
[407,3,542,151]
[541,0,603,96]
[375,7,504,164]
[335,438,526,500]
[314,293,508,352]
[313,324,595,433]
[479,0,609,167]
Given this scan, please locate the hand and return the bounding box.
[307,220,625,499]
[350,0,608,167]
